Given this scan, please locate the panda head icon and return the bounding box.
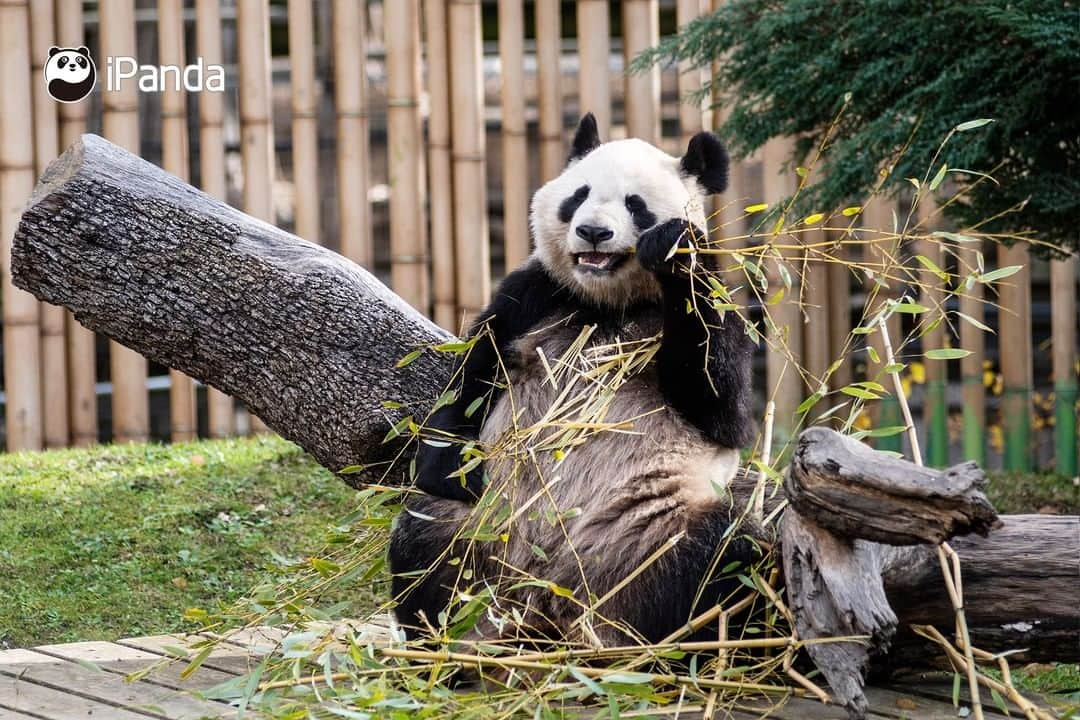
[44,46,96,103]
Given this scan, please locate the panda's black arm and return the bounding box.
[414,260,568,501]
[638,219,756,449]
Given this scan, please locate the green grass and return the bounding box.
[986,471,1079,515]
[0,435,355,648]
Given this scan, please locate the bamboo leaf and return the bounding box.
[954,118,994,132]
[914,254,948,280]
[925,348,971,360]
[893,302,930,314]
[979,265,1022,283]
[395,348,424,368]
[929,163,948,191]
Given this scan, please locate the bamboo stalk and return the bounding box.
[826,242,853,392]
[55,0,96,446]
[675,0,708,146]
[385,0,429,312]
[99,0,149,443]
[332,0,372,266]
[447,0,490,324]
[1051,254,1078,478]
[158,0,197,443]
[861,196,903,452]
[760,138,802,449]
[622,0,660,143]
[195,0,234,437]
[288,0,321,244]
[423,0,457,330]
[535,0,563,183]
[576,0,611,137]
[30,0,69,448]
[997,242,1032,471]
[236,0,275,434]
[801,230,831,390]
[498,0,530,271]
[958,242,985,465]
[917,202,948,466]
[0,0,43,451]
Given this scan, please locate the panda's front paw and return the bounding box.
[415,441,486,502]
[636,218,698,275]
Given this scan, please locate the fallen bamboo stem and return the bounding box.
[878,317,983,720]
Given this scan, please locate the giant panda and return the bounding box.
[389,113,760,648]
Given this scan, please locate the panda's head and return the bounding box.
[530,113,729,308]
[44,46,96,103]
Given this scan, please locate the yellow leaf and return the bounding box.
[743,203,769,214]
[841,205,862,217]
[803,212,824,225]
[909,361,926,384]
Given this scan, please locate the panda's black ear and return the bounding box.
[49,46,61,57]
[681,131,729,194]
[77,46,91,57]
[568,112,601,164]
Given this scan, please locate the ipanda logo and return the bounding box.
[44,47,225,103]
[44,46,96,103]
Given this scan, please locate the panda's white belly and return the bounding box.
[478,311,740,519]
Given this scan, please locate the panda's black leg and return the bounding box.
[636,219,756,449]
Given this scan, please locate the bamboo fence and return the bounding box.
[29,0,67,448]
[288,0,321,245]
[98,0,149,443]
[158,0,197,443]
[423,0,457,330]
[194,0,235,438]
[0,1,1072,477]
[498,0,530,271]
[384,0,429,312]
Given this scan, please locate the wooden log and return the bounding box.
[786,427,999,546]
[535,0,563,182]
[159,0,198,443]
[55,0,97,447]
[195,0,235,437]
[622,0,660,144]
[288,0,321,244]
[12,135,451,474]
[30,0,69,448]
[99,0,149,443]
[448,0,490,322]
[384,0,429,312]
[498,0,531,271]
[424,0,457,330]
[576,0,611,137]
[333,0,372,267]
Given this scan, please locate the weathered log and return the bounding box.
[12,136,1078,717]
[12,134,451,478]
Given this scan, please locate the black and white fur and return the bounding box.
[390,114,757,646]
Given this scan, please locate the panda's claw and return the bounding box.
[636,218,696,275]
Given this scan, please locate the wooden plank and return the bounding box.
[0,649,228,719]
[864,686,974,719]
[31,641,236,691]
[115,635,256,677]
[0,673,150,720]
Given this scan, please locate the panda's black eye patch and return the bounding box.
[77,57,87,68]
[557,184,590,224]
[58,55,68,65]
[625,194,657,231]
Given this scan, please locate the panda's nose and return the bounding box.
[68,64,76,69]
[575,224,614,246]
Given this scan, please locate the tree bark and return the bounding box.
[13,135,1078,718]
[12,134,451,479]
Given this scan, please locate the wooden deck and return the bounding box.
[0,628,1060,719]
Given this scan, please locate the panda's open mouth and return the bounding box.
[573,252,628,274]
